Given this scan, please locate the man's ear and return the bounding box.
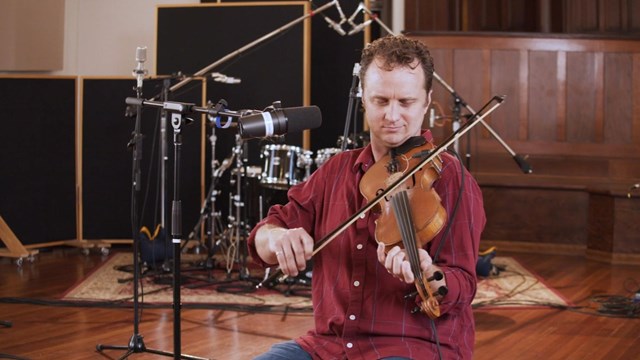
[423,89,433,116]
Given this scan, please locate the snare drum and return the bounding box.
[260,144,310,190]
[315,148,341,168]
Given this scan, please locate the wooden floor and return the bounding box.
[0,246,639,360]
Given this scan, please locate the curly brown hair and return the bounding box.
[359,35,434,92]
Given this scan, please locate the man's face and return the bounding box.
[362,58,431,153]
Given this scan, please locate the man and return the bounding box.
[249,35,485,359]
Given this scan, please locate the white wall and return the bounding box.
[56,0,196,76]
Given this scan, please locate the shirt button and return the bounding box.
[359,212,366,219]
[349,314,356,320]
[356,244,363,250]
[353,280,360,287]
[346,342,353,349]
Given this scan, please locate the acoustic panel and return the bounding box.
[81,78,204,240]
[0,77,76,245]
[156,2,306,122]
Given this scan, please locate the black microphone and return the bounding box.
[238,106,322,139]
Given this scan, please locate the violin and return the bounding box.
[359,137,447,319]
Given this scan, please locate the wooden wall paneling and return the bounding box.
[556,51,567,141]
[518,49,529,140]
[634,53,640,144]
[631,0,640,32]
[612,197,640,253]
[528,50,558,142]
[428,48,455,143]
[566,51,598,143]
[587,190,640,263]
[404,0,457,32]
[607,0,625,31]
[609,158,640,179]
[594,52,605,143]
[564,0,599,33]
[465,0,509,31]
[604,53,633,145]
[406,0,640,34]
[587,192,614,252]
[409,33,640,257]
[453,48,486,156]
[481,185,589,245]
[489,49,521,141]
[508,0,540,32]
[482,48,492,135]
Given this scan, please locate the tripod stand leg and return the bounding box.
[96,321,211,360]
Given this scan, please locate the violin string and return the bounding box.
[392,191,423,282]
[396,190,437,308]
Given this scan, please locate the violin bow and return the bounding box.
[257,95,505,288]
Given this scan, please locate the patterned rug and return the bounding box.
[61,253,569,311]
[472,256,570,309]
[62,252,313,312]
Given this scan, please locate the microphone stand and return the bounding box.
[160,78,173,272]
[432,72,532,173]
[451,94,464,165]
[96,53,208,360]
[340,63,361,151]
[360,2,533,174]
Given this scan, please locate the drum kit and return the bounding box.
[188,132,368,286]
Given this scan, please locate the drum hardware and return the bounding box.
[185,111,235,265]
[260,144,312,190]
[314,147,342,168]
[217,134,270,285]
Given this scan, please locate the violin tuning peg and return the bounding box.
[425,271,444,282]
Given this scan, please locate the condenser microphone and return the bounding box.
[133,46,147,90]
[238,106,322,139]
[348,19,373,35]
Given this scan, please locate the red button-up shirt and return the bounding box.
[248,131,485,359]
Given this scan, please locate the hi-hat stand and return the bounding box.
[223,135,257,282]
[186,133,263,292]
[185,103,238,272]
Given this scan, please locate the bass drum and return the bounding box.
[260,144,311,190]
